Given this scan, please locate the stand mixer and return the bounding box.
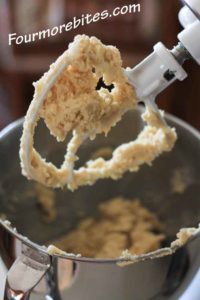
[0,1,200,299]
[125,0,200,109]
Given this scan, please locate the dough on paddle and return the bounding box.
[20,35,176,190]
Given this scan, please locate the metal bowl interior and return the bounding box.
[0,107,200,261]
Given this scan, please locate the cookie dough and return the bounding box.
[35,183,56,222]
[51,197,164,259]
[171,168,192,194]
[20,35,177,190]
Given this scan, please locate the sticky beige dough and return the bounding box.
[171,168,192,194]
[50,197,165,259]
[35,183,56,222]
[90,146,113,160]
[20,34,177,190]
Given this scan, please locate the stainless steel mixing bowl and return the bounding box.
[0,108,200,300]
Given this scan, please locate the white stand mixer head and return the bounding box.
[125,0,200,103]
[179,0,200,65]
[182,0,200,19]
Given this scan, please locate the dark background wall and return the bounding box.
[0,0,199,130]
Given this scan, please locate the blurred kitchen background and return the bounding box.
[0,0,199,130]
